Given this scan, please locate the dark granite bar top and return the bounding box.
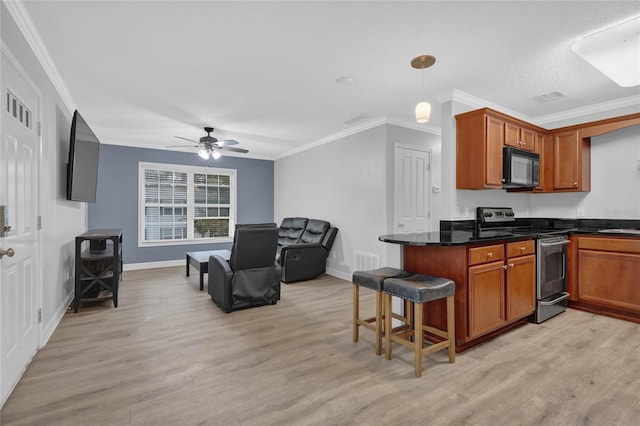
[380,218,640,247]
[379,231,533,246]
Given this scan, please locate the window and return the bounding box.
[139,162,236,246]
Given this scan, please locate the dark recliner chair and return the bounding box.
[208,224,281,313]
[277,217,338,283]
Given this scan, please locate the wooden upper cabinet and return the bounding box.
[456,109,504,189]
[552,130,590,192]
[505,122,535,152]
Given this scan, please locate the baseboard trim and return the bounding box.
[326,267,351,282]
[41,291,74,348]
[124,259,184,271]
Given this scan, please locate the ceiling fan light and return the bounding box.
[415,101,431,123]
[212,150,222,160]
[198,148,210,160]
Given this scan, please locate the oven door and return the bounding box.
[537,238,569,299]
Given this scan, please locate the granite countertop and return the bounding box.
[379,226,640,247]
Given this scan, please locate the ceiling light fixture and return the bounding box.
[411,55,436,123]
[211,149,222,160]
[198,148,210,160]
[571,16,640,87]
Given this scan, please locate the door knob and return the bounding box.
[0,248,15,259]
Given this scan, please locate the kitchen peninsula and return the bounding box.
[380,218,640,352]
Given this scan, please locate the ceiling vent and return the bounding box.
[343,114,368,125]
[537,91,567,101]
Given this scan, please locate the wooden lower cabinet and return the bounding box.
[506,254,536,320]
[403,239,536,352]
[469,261,506,337]
[571,236,640,322]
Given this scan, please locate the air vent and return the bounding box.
[5,89,32,129]
[355,250,380,271]
[344,114,367,125]
[537,91,567,101]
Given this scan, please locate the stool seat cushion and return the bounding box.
[384,274,455,303]
[352,267,410,291]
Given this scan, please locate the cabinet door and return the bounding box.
[468,261,506,337]
[506,254,536,320]
[485,116,504,187]
[578,250,640,313]
[504,122,520,148]
[520,128,535,151]
[553,130,581,190]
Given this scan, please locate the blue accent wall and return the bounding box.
[88,144,274,264]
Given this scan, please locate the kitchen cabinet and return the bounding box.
[456,108,547,190]
[403,238,536,351]
[571,235,640,323]
[552,130,590,192]
[456,109,639,193]
[505,122,535,152]
[456,109,504,189]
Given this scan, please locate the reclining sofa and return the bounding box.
[277,217,338,283]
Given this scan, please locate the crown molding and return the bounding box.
[386,118,441,136]
[437,89,531,122]
[4,0,76,114]
[534,95,640,126]
[275,116,387,160]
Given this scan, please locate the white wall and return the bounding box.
[2,4,85,345]
[275,123,439,278]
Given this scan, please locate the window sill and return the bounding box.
[138,237,233,248]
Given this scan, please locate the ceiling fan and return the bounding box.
[169,127,249,160]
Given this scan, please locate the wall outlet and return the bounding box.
[577,207,586,217]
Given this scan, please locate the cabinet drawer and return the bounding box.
[506,240,535,258]
[469,244,505,265]
[578,236,640,254]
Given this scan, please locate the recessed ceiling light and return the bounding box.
[335,76,355,86]
[537,91,567,101]
[571,16,640,87]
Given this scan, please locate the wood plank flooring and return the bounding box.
[1,266,639,425]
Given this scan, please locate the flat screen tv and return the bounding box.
[66,110,100,202]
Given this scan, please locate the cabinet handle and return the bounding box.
[509,263,515,268]
[502,264,508,270]
[573,182,578,186]
[487,252,493,257]
[520,246,525,252]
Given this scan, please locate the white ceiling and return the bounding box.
[15,1,640,160]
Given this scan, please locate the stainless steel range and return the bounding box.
[476,207,570,323]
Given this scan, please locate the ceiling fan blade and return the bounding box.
[165,145,199,148]
[216,139,239,147]
[174,136,199,143]
[220,146,249,153]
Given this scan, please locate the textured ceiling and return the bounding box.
[16,1,640,160]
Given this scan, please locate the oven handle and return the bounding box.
[540,292,570,306]
[539,239,570,247]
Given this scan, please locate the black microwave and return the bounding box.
[503,147,539,188]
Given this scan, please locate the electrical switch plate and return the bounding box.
[577,207,586,217]
[464,207,470,217]
[453,206,461,218]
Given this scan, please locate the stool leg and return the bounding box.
[375,291,383,356]
[414,302,423,378]
[353,284,359,343]
[447,295,456,363]
[384,293,392,360]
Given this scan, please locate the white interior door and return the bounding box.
[1,51,40,407]
[394,144,431,233]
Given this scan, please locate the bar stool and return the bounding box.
[383,274,456,378]
[352,267,410,355]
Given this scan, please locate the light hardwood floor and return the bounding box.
[1,266,639,425]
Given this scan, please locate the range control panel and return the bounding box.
[477,207,516,224]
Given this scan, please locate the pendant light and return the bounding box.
[411,55,436,123]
